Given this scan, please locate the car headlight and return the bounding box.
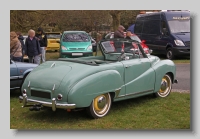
[61,46,67,50]
[174,40,185,46]
[87,45,92,50]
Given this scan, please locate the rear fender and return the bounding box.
[67,70,123,108]
[153,60,176,92]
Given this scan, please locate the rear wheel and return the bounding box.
[86,93,112,119]
[154,74,172,98]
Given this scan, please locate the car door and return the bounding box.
[10,60,19,89]
[121,44,155,96]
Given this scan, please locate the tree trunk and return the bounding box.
[109,10,122,31]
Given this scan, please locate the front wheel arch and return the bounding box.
[20,72,30,91]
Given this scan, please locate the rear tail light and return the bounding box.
[57,94,63,100]
[23,89,26,94]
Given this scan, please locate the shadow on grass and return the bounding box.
[13,93,156,124]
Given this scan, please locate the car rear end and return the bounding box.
[46,32,61,51]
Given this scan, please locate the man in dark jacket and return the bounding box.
[25,29,41,64]
[16,32,25,62]
[113,25,125,52]
[35,27,47,63]
[114,25,125,38]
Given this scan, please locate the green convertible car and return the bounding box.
[19,38,178,119]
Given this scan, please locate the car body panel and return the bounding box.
[46,32,61,51]
[10,60,38,89]
[59,31,93,58]
[20,38,177,115]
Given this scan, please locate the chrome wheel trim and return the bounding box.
[92,93,111,117]
[157,75,172,97]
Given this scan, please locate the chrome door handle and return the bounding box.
[125,65,131,68]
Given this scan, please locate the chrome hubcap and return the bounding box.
[97,96,106,109]
[160,80,168,91]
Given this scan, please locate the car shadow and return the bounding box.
[14,94,156,124]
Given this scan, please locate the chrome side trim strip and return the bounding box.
[10,76,19,80]
[117,89,154,98]
[126,89,154,97]
[18,75,24,79]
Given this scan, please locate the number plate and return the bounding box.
[72,53,83,56]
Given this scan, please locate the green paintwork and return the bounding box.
[59,31,93,58]
[21,39,177,109]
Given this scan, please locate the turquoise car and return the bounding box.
[59,31,93,58]
[19,38,178,119]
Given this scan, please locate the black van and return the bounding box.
[134,11,190,59]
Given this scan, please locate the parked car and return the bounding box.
[58,31,93,58]
[19,38,178,119]
[46,32,61,51]
[10,59,38,90]
[104,32,149,54]
[134,11,190,59]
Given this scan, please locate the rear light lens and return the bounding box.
[23,89,26,94]
[57,94,63,100]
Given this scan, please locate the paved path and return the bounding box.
[172,63,190,93]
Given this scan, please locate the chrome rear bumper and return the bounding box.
[19,94,76,111]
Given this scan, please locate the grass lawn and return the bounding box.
[45,51,190,64]
[10,90,190,129]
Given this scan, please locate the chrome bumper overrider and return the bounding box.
[19,94,76,111]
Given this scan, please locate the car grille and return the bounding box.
[69,48,85,50]
[185,41,190,47]
[31,90,51,99]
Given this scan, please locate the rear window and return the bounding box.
[62,33,90,42]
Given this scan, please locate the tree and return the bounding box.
[109,10,122,31]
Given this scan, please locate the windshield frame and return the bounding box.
[98,38,148,59]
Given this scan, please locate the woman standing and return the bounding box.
[16,32,25,62]
[10,31,22,62]
[24,29,41,64]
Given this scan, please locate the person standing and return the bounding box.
[16,32,25,62]
[35,27,47,63]
[114,25,125,53]
[24,29,41,64]
[10,31,22,62]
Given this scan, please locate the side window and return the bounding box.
[143,20,160,35]
[134,20,143,34]
[161,20,169,35]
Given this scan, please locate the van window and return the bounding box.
[161,20,169,35]
[143,20,160,34]
[168,20,190,33]
[134,20,143,34]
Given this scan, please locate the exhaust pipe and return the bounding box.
[29,104,42,111]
